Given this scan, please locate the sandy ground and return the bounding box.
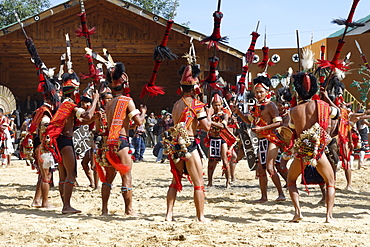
[1,150,370,247]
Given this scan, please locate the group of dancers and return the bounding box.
[9,0,370,223]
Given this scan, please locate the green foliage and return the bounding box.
[0,0,51,28]
[125,0,179,20]
[351,65,370,103]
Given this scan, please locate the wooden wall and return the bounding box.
[0,0,242,114]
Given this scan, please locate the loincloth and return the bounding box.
[209,137,226,161]
[258,138,268,169]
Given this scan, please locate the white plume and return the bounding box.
[301,48,315,70]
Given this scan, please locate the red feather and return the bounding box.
[140,85,165,98]
[105,150,131,175]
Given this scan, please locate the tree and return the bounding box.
[0,0,51,28]
[126,0,179,20]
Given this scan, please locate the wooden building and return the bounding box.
[0,0,243,113]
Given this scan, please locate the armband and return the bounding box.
[349,121,355,127]
[128,109,140,120]
[196,111,207,120]
[272,116,283,123]
[75,108,85,118]
[248,115,254,122]
[288,119,295,129]
[330,107,340,120]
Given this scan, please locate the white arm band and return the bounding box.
[128,109,141,120]
[197,111,207,119]
[288,119,295,129]
[272,116,283,123]
[330,107,339,119]
[75,108,85,118]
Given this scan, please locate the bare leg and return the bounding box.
[221,143,230,188]
[318,184,326,204]
[31,174,42,207]
[287,158,303,222]
[344,168,352,191]
[207,160,217,187]
[81,150,94,187]
[266,143,285,201]
[165,185,178,221]
[316,154,336,223]
[253,162,268,203]
[101,167,116,215]
[185,151,207,222]
[40,168,53,208]
[60,146,81,214]
[117,147,135,216]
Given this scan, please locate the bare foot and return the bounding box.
[31,201,42,208]
[41,204,56,209]
[165,216,176,221]
[226,183,231,189]
[344,186,353,191]
[206,183,213,187]
[62,206,82,214]
[125,209,138,216]
[325,215,336,223]
[289,215,303,222]
[196,217,210,223]
[252,198,268,204]
[275,195,286,202]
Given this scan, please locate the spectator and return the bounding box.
[155,110,167,163]
[133,122,147,162]
[146,112,157,147]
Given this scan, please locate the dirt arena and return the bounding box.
[1,151,369,246]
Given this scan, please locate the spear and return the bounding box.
[318,0,364,72]
[296,30,301,72]
[245,21,260,65]
[355,40,370,70]
[201,0,228,50]
[258,26,274,69]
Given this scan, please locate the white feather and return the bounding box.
[301,48,315,70]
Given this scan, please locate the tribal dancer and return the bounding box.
[287,72,339,223]
[232,76,286,203]
[96,62,146,215]
[207,93,231,188]
[0,109,13,167]
[44,70,99,214]
[164,64,211,222]
[28,94,59,208]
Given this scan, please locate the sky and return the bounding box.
[49,0,369,52]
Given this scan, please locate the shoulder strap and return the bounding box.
[107,96,130,146]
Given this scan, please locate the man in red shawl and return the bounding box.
[102,62,146,215]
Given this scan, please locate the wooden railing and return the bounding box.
[344,89,364,110]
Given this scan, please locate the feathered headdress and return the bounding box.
[293,72,318,100]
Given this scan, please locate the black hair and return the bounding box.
[180,85,194,92]
[101,92,113,99]
[276,87,292,103]
[80,96,92,103]
[178,65,201,78]
[293,72,318,100]
[0,108,3,113]
[253,76,271,88]
[106,62,125,83]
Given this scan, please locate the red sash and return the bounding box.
[178,97,205,129]
[44,101,76,163]
[338,107,351,168]
[105,96,131,175]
